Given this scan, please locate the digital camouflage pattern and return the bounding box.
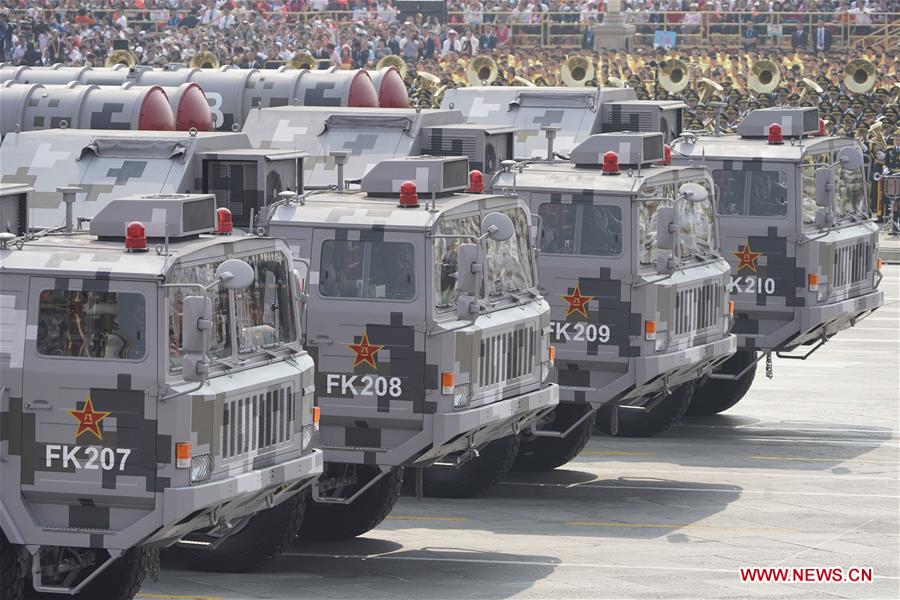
[671,120,883,352]
[0,188,322,580]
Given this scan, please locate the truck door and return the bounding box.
[21,278,158,531]
[306,227,424,453]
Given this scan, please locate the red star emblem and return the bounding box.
[69,397,110,441]
[733,242,763,272]
[348,331,383,369]
[562,285,593,318]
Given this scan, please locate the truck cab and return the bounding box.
[671,107,884,415]
[258,156,558,534]
[492,132,736,461]
[0,190,322,598]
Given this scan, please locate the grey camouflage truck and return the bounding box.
[491,132,736,466]
[250,155,558,538]
[0,188,323,599]
[671,107,884,415]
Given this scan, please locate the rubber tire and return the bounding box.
[1,530,24,600]
[175,492,305,573]
[513,404,596,472]
[300,467,403,541]
[420,434,520,499]
[74,546,155,600]
[686,351,758,416]
[596,382,695,437]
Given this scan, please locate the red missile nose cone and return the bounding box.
[137,85,176,131]
[175,82,213,131]
[377,67,409,108]
[347,70,379,108]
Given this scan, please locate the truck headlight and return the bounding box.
[190,453,213,485]
[453,383,473,409]
[541,360,554,382]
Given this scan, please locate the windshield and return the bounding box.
[167,250,298,373]
[801,150,868,225]
[433,207,535,308]
[638,179,715,266]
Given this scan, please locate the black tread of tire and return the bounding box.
[597,383,695,438]
[421,435,521,498]
[514,406,596,472]
[75,546,155,600]
[687,351,757,416]
[1,530,24,600]
[175,492,305,573]
[300,468,403,541]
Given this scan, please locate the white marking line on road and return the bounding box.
[732,437,900,448]
[677,424,897,436]
[567,465,898,482]
[769,519,875,568]
[499,481,900,499]
[827,337,900,343]
[281,552,900,580]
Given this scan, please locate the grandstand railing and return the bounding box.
[4,9,899,51]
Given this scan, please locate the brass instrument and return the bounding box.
[659,58,690,94]
[513,76,536,88]
[749,60,781,94]
[105,49,136,68]
[844,59,876,94]
[190,51,220,69]
[287,51,318,70]
[466,56,498,86]
[377,55,408,80]
[698,77,724,104]
[798,77,823,104]
[561,55,594,87]
[607,76,626,88]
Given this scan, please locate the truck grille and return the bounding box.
[222,385,294,459]
[674,281,722,336]
[832,240,872,288]
[478,327,537,387]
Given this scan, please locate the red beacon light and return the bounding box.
[467,169,484,193]
[398,181,419,208]
[767,123,783,145]
[215,207,233,234]
[602,150,620,175]
[817,118,826,137]
[660,144,672,166]
[125,221,148,252]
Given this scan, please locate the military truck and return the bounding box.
[239,155,559,536]
[670,107,884,415]
[0,129,304,230]
[0,64,399,132]
[0,186,323,598]
[242,105,515,188]
[484,131,735,465]
[441,85,685,159]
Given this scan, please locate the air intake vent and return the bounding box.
[478,327,537,387]
[90,193,216,239]
[222,385,294,459]
[736,107,820,138]
[203,160,259,227]
[0,185,29,235]
[570,132,665,167]
[361,156,469,198]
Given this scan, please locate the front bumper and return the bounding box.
[628,333,737,400]
[153,449,324,544]
[789,289,883,349]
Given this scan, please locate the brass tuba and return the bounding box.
[698,77,724,104]
[748,59,781,94]
[798,77,824,104]
[844,59,876,94]
[105,49,136,68]
[513,75,536,87]
[466,56,498,86]
[659,58,690,94]
[287,51,318,70]
[377,54,408,79]
[561,55,594,87]
[190,51,220,69]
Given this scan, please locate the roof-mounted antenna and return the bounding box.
[541,125,559,161]
[709,101,726,136]
[57,186,82,233]
[330,151,350,191]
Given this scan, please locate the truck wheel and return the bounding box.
[75,546,156,600]
[421,434,520,498]
[300,467,403,540]
[596,382,695,437]
[175,492,305,573]
[513,404,596,471]
[0,530,24,600]
[686,351,758,416]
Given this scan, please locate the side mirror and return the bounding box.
[182,295,212,382]
[455,243,482,297]
[814,167,836,208]
[482,212,515,242]
[679,182,708,203]
[837,146,864,171]
[215,259,255,290]
[656,206,677,251]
